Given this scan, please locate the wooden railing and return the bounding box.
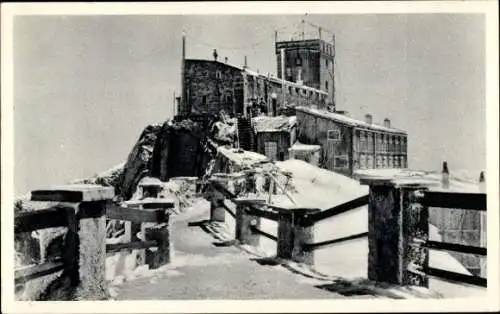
[209,171,488,290]
[419,191,487,287]
[359,175,488,289]
[15,206,76,285]
[105,199,173,269]
[208,174,368,265]
[14,184,174,300]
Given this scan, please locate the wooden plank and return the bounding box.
[250,226,278,242]
[247,206,280,221]
[31,185,114,202]
[106,204,167,223]
[211,180,236,199]
[106,240,158,254]
[222,203,236,218]
[15,206,71,233]
[304,232,368,251]
[15,258,65,284]
[426,266,486,288]
[423,191,486,211]
[305,195,369,224]
[426,240,487,256]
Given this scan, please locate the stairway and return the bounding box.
[237,117,253,151]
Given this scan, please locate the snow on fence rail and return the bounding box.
[14,184,174,300]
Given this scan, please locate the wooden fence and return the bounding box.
[209,172,488,289]
[14,184,174,300]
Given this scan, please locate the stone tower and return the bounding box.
[275,37,335,107]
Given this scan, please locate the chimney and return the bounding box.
[384,118,391,128]
[244,55,248,69]
[364,114,373,124]
[224,57,228,63]
[213,49,218,61]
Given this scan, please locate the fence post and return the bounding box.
[207,183,226,223]
[31,184,114,300]
[276,208,320,265]
[234,200,261,246]
[359,175,430,287]
[142,200,174,269]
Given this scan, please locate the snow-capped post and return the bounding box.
[142,200,174,269]
[276,207,320,265]
[139,177,163,198]
[206,182,227,223]
[359,173,431,287]
[234,198,262,246]
[30,184,114,300]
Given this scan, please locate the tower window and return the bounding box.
[216,70,222,79]
[202,95,207,106]
[295,57,302,66]
[325,81,329,91]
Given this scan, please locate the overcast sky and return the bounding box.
[13,14,485,195]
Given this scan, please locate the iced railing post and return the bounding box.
[233,198,261,246]
[275,207,320,265]
[359,174,430,287]
[30,184,114,300]
[207,184,226,222]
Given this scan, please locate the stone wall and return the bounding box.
[244,73,327,115]
[183,60,244,116]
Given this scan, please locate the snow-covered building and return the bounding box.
[296,106,408,177]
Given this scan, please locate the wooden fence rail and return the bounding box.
[422,191,486,211]
[303,195,369,225]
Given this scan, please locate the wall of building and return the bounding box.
[276,39,335,105]
[243,72,327,116]
[296,110,353,176]
[352,129,408,170]
[182,60,244,116]
[255,131,291,161]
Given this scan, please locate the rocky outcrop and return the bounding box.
[119,124,162,200]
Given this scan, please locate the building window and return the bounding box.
[360,154,366,169]
[327,129,341,141]
[202,95,207,106]
[359,131,366,152]
[216,70,222,79]
[286,68,292,77]
[366,155,373,168]
[226,95,232,104]
[296,57,302,66]
[334,155,349,169]
[367,132,373,152]
[325,81,329,92]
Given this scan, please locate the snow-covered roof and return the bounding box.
[295,106,407,135]
[289,142,322,152]
[217,146,269,166]
[252,115,297,133]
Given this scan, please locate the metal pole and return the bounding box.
[181,30,186,114]
[479,171,486,277]
[281,48,286,110]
